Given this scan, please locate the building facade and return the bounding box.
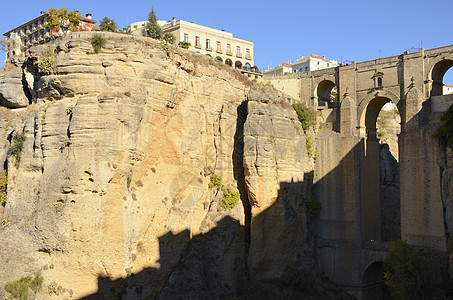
[130,18,255,69]
[264,54,338,76]
[3,12,96,63]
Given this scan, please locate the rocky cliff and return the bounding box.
[0,33,318,299]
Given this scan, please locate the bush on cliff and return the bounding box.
[0,169,7,207]
[292,102,316,131]
[90,34,106,54]
[433,103,453,151]
[384,240,442,299]
[8,131,26,168]
[4,274,43,300]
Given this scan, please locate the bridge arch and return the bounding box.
[429,58,453,97]
[358,89,400,137]
[362,261,387,300]
[315,79,336,106]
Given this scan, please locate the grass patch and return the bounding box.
[90,33,106,54]
[8,131,26,168]
[4,274,43,299]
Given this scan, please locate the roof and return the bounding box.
[295,54,333,63]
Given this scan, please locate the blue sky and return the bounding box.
[1,0,453,82]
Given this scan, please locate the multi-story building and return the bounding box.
[264,54,338,75]
[130,18,255,69]
[3,11,96,63]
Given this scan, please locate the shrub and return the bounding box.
[178,41,191,49]
[292,102,316,131]
[90,34,106,54]
[0,169,6,207]
[208,173,223,189]
[384,240,438,299]
[38,48,55,74]
[306,137,315,157]
[8,131,26,168]
[162,33,176,45]
[305,196,322,218]
[47,282,59,295]
[222,188,240,210]
[281,265,324,294]
[433,103,453,151]
[4,274,43,299]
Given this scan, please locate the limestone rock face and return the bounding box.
[0,35,251,299]
[0,34,316,299]
[0,68,31,108]
[243,101,315,280]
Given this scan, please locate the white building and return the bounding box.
[130,18,255,69]
[263,54,338,76]
[291,54,338,73]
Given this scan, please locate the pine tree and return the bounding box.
[142,7,162,39]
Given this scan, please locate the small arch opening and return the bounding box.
[235,61,242,69]
[316,80,337,107]
[225,58,233,67]
[362,261,390,300]
[431,59,453,96]
[215,56,223,63]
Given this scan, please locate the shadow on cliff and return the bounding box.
[80,174,318,299]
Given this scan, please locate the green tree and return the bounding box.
[142,6,162,39]
[46,7,81,34]
[162,33,175,44]
[384,240,441,299]
[433,103,453,151]
[99,17,118,32]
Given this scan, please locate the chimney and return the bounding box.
[40,11,46,15]
[86,13,92,20]
[172,17,176,25]
[322,55,326,59]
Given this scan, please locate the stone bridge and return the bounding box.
[265,45,453,299]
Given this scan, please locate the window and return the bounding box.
[184,33,189,43]
[378,77,383,87]
[327,63,330,67]
[305,67,308,71]
[236,46,241,56]
[216,41,221,52]
[226,44,231,55]
[299,68,303,72]
[195,36,200,48]
[206,39,211,50]
[246,48,251,59]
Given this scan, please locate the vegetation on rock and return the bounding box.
[8,131,26,168]
[99,17,119,32]
[178,41,191,49]
[38,47,55,74]
[4,274,43,300]
[384,240,442,299]
[292,102,316,131]
[90,34,106,54]
[142,7,162,39]
[305,196,322,218]
[0,169,7,207]
[433,103,453,151]
[208,174,240,210]
[162,33,176,45]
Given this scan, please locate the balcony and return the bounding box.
[216,49,222,54]
[206,47,212,52]
[194,44,202,49]
[236,53,242,58]
[226,50,232,56]
[245,54,252,60]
